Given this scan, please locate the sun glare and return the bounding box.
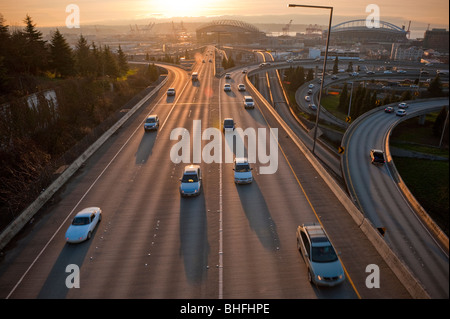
[150,0,216,18]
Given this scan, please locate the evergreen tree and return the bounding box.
[346,61,353,73]
[306,69,314,82]
[338,83,348,113]
[117,45,129,76]
[0,14,10,92]
[22,15,48,75]
[49,29,75,78]
[427,75,443,97]
[433,106,449,138]
[332,56,339,74]
[74,35,91,76]
[146,63,159,82]
[101,45,120,78]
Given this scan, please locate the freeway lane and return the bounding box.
[1,46,410,299]
[342,98,449,299]
[219,67,410,298]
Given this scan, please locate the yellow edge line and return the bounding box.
[255,88,362,300]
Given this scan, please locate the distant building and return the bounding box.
[390,44,423,61]
[309,48,321,59]
[423,28,449,53]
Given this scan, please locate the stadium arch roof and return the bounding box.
[331,19,406,33]
[324,19,408,43]
[196,19,262,34]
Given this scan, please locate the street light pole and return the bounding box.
[289,4,333,154]
[348,81,354,118]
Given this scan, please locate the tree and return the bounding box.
[117,45,129,76]
[49,29,75,78]
[21,15,48,75]
[338,83,348,113]
[346,61,353,73]
[101,45,120,78]
[427,75,443,97]
[145,63,159,82]
[332,56,339,74]
[432,106,449,142]
[74,35,92,76]
[0,14,10,92]
[306,69,314,82]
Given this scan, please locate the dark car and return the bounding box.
[370,149,385,165]
[223,118,236,133]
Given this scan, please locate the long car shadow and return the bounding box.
[135,130,157,164]
[37,224,101,298]
[235,179,280,251]
[179,189,209,284]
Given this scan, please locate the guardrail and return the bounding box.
[0,75,169,251]
[244,69,430,299]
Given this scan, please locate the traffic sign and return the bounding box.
[345,116,352,123]
[338,146,345,154]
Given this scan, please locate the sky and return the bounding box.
[1,0,449,31]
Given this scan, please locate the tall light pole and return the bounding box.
[289,4,333,154]
[348,81,354,118]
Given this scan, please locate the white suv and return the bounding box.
[233,158,253,184]
[243,96,254,109]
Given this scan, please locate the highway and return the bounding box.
[0,46,414,299]
[245,52,449,298]
[341,98,449,299]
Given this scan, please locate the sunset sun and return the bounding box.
[150,0,218,18]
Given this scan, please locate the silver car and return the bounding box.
[179,165,202,197]
[296,223,345,286]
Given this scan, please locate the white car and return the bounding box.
[238,84,246,91]
[179,165,202,197]
[167,88,176,96]
[396,109,407,117]
[65,207,102,243]
[224,84,231,92]
[305,95,311,102]
[398,102,408,109]
[308,84,315,89]
[233,158,253,184]
[243,96,254,108]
